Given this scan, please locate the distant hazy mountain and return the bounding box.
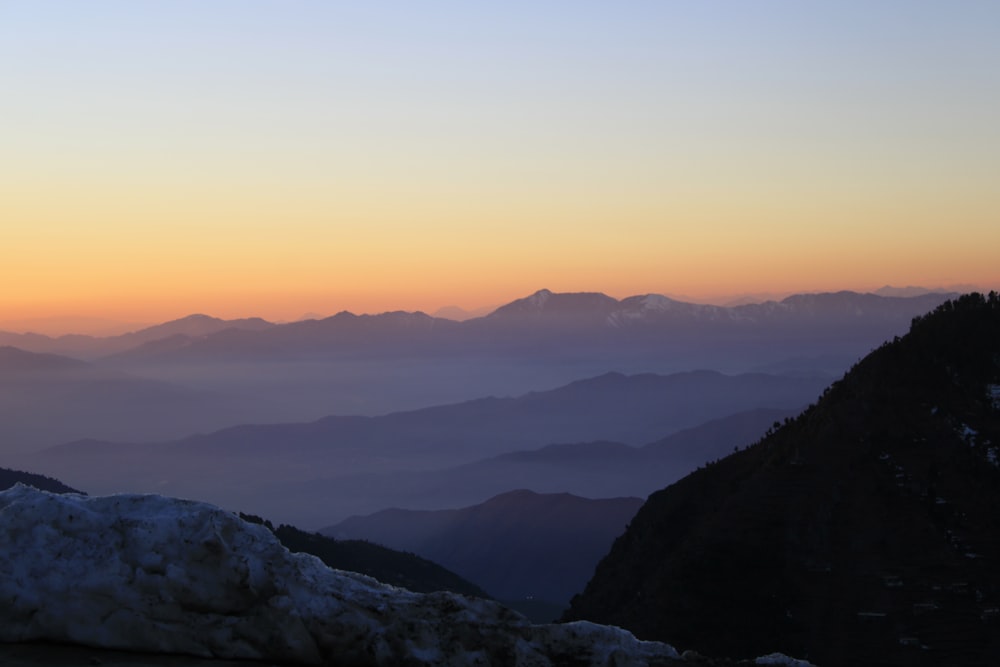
[873,284,979,298]
[4,289,951,368]
[263,406,800,529]
[0,313,275,360]
[0,316,148,337]
[0,345,87,372]
[565,292,1000,665]
[25,371,825,526]
[0,290,953,436]
[0,346,248,450]
[100,310,462,364]
[324,490,643,616]
[117,290,955,382]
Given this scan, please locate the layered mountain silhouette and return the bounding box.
[565,292,1000,665]
[0,314,274,360]
[324,490,643,620]
[267,406,800,529]
[103,290,953,371]
[0,290,952,442]
[0,346,88,372]
[0,346,248,449]
[0,290,951,367]
[25,371,825,527]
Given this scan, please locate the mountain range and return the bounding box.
[1,289,990,664]
[0,290,954,448]
[324,490,644,619]
[0,313,275,360]
[103,290,957,373]
[565,292,1000,665]
[22,370,826,527]
[261,405,802,529]
[2,289,952,368]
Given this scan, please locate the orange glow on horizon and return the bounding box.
[3,4,998,334]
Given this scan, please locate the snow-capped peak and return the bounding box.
[528,288,553,307]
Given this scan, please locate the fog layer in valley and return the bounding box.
[3,290,951,533]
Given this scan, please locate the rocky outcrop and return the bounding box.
[0,485,681,666]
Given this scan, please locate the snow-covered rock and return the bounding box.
[0,485,681,666]
[754,653,815,666]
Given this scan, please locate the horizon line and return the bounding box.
[0,284,988,338]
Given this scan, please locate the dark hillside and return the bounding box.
[565,293,1000,666]
[235,514,488,599]
[273,524,490,599]
[0,467,80,494]
[325,490,643,611]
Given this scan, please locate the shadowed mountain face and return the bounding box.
[23,371,825,527]
[273,524,490,600]
[565,293,1000,666]
[231,515,490,600]
[324,490,644,615]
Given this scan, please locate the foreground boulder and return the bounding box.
[0,484,681,666]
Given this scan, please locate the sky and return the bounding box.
[2,1,998,330]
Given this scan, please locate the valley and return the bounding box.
[3,288,996,664]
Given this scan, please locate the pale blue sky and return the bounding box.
[1,1,998,321]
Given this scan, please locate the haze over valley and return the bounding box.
[1,288,949,450]
[4,289,1000,664]
[4,289,946,500]
[4,1,999,663]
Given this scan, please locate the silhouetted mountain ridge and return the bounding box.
[0,467,80,494]
[232,514,489,599]
[254,406,801,530]
[0,346,87,371]
[28,371,824,526]
[565,292,1000,665]
[324,490,643,616]
[1,290,953,370]
[0,314,275,360]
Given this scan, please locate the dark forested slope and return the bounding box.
[0,467,80,494]
[325,490,643,609]
[235,514,488,599]
[565,293,1000,666]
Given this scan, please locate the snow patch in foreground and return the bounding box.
[0,484,681,666]
[755,653,815,666]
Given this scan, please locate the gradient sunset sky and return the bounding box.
[2,2,998,329]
